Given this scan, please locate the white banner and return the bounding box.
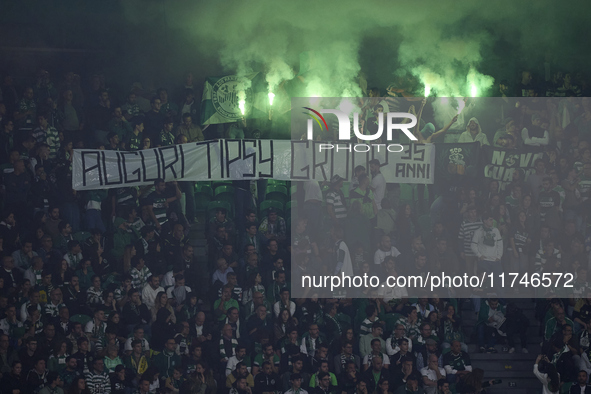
[72,140,435,190]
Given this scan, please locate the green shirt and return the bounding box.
[49,354,68,372]
[253,353,280,367]
[505,194,520,210]
[127,131,143,151]
[213,298,239,321]
[152,350,181,379]
[442,350,471,372]
[350,187,376,219]
[373,370,381,385]
[309,372,337,388]
[159,102,178,116]
[158,131,175,146]
[86,190,108,211]
[544,317,574,340]
[108,118,133,142]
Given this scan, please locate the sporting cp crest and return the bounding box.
[211,75,251,119]
[447,147,466,175]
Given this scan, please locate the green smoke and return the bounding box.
[121,0,591,99]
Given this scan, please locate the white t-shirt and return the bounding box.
[386,336,412,356]
[303,181,322,202]
[166,285,192,300]
[421,366,446,394]
[162,271,175,288]
[141,284,164,309]
[371,172,386,210]
[124,337,150,352]
[181,102,193,117]
[273,300,296,317]
[374,247,401,265]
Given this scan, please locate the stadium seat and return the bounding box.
[214,185,235,205]
[70,314,92,326]
[260,199,283,217]
[194,183,213,213]
[561,382,573,394]
[212,181,233,192]
[267,179,287,187]
[73,231,91,242]
[265,184,288,205]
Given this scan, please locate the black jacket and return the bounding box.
[121,302,151,326]
[0,348,19,376]
[0,373,25,394]
[570,384,591,394]
[362,368,390,394]
[254,372,281,394]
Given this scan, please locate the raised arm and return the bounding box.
[425,115,459,143]
[414,99,427,142]
[165,181,182,203]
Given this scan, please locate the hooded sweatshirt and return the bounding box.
[470,225,503,261]
[458,117,489,146]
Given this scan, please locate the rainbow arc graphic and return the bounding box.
[303,107,328,132]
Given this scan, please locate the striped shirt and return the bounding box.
[326,190,347,220]
[360,317,378,335]
[458,219,482,256]
[31,127,46,144]
[46,127,60,159]
[145,191,168,225]
[85,371,111,394]
[395,317,420,339]
[114,286,127,302]
[85,320,106,342]
[87,287,104,305]
[580,175,591,202]
[44,302,66,319]
[115,187,137,206]
[130,266,151,290]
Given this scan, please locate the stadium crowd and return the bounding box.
[0,67,589,394]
